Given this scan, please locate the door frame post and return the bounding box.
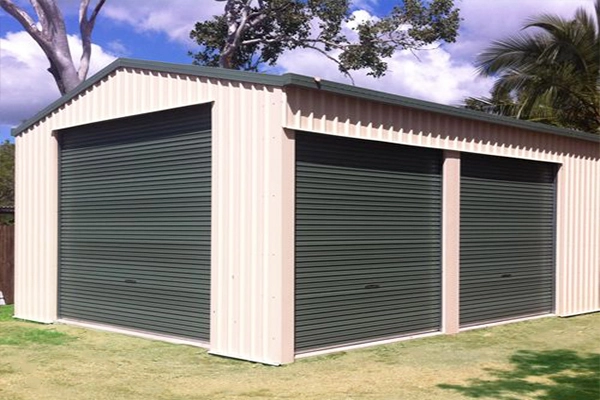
[442,150,460,334]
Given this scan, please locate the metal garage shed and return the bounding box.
[12,58,600,365]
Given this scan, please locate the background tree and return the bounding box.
[462,87,517,118]
[464,0,599,133]
[190,0,460,79]
[0,140,15,208]
[0,0,107,95]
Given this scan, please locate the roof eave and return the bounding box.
[281,73,600,143]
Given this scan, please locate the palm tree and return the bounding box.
[465,1,599,133]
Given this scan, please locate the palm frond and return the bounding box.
[468,1,600,133]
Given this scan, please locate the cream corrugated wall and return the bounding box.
[208,81,294,365]
[15,68,294,365]
[14,126,58,323]
[285,87,600,317]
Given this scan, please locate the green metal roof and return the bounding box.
[11,58,600,143]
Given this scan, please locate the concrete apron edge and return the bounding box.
[207,351,282,366]
[13,315,54,324]
[57,318,210,349]
[296,313,561,360]
[459,313,556,332]
[295,330,442,359]
[557,310,600,318]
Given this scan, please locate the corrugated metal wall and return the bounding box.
[15,68,294,364]
[208,77,294,365]
[15,126,58,323]
[285,87,600,318]
[15,68,598,366]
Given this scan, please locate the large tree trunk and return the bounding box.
[0,0,106,95]
[47,56,81,95]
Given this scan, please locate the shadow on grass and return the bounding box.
[438,349,599,399]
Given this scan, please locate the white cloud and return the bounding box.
[0,30,116,127]
[347,9,379,29]
[106,39,130,57]
[99,0,596,61]
[276,44,494,106]
[274,4,495,106]
[102,0,225,44]
[274,0,593,105]
[450,0,596,63]
[350,0,379,13]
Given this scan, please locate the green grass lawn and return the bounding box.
[0,305,598,400]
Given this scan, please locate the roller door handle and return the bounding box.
[501,274,512,278]
[364,284,381,289]
[124,279,138,284]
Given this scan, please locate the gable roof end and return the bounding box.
[11,58,600,143]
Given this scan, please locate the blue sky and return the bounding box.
[0,0,594,143]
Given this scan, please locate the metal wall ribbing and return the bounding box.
[13,62,599,365]
[15,67,294,364]
[285,86,599,318]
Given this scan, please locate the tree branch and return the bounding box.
[37,0,66,40]
[1,0,93,94]
[0,0,44,42]
[89,0,105,23]
[78,0,106,81]
[246,11,268,28]
[30,0,49,34]
[79,0,91,23]
[303,44,356,85]
[241,37,273,45]
[220,0,259,68]
[303,38,345,50]
[242,34,347,49]
[38,0,69,48]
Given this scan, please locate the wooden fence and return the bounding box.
[0,225,14,305]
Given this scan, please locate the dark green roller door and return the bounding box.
[460,154,555,327]
[295,132,442,352]
[59,104,211,341]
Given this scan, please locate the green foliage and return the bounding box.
[190,0,460,78]
[0,140,15,206]
[0,214,14,225]
[465,1,600,133]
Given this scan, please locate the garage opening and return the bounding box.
[460,153,556,327]
[295,132,442,352]
[58,104,211,341]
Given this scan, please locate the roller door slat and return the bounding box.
[460,153,555,327]
[59,104,211,341]
[295,132,442,352]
